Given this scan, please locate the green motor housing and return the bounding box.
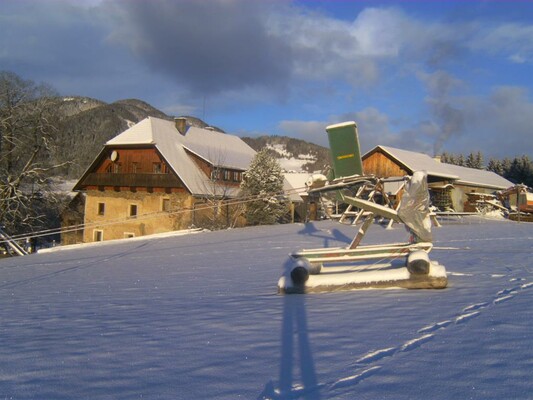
[325,121,363,179]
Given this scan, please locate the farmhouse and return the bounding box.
[362,145,514,212]
[71,117,256,243]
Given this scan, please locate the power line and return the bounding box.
[1,185,310,246]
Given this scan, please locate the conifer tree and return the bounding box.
[240,149,288,225]
[475,151,484,169]
[487,158,503,175]
[465,152,476,168]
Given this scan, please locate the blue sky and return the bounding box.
[1,0,533,159]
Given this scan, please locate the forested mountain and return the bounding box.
[242,135,330,173]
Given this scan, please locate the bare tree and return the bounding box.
[0,71,68,236]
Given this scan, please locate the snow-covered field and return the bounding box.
[1,217,532,399]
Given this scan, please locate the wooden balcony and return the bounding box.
[79,173,182,188]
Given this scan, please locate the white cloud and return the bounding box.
[470,23,533,64]
[350,7,409,58]
[277,107,435,154]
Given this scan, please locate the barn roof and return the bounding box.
[80,117,256,196]
[365,145,513,190]
[443,163,514,190]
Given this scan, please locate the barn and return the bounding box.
[362,145,513,212]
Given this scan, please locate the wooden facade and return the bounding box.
[186,149,243,188]
[362,150,408,177]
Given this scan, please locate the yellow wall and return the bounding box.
[83,190,194,242]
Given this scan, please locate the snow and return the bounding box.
[1,217,532,399]
[278,157,312,172]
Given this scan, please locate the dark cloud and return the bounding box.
[0,0,140,99]
[425,39,466,68]
[108,0,293,96]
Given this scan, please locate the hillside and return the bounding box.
[242,135,330,173]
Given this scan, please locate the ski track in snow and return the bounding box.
[263,274,533,399]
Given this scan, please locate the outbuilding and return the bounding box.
[362,145,513,212]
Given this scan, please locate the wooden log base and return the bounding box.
[278,262,447,294]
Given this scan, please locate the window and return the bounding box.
[224,170,231,181]
[93,230,103,242]
[153,163,162,173]
[233,171,241,182]
[113,163,121,173]
[132,162,139,173]
[129,204,138,218]
[97,202,105,216]
[124,232,135,239]
[162,198,170,212]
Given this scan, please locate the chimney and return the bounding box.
[174,117,188,135]
[433,155,442,163]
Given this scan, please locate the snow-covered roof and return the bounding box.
[442,163,514,190]
[366,146,513,190]
[105,117,256,196]
[283,173,311,202]
[107,117,255,169]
